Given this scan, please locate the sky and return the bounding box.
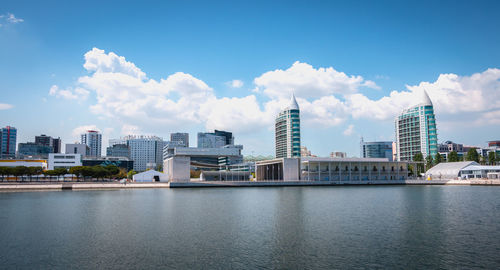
[1,0,500,157]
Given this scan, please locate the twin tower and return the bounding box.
[275,94,301,158]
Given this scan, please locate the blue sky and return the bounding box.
[1,0,500,157]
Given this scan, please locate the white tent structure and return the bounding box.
[425,161,478,180]
[133,170,169,182]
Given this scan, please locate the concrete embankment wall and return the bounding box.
[1,179,499,191]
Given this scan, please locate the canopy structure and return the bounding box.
[133,170,168,182]
[425,161,478,180]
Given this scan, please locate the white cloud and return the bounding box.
[253,61,379,99]
[56,48,500,148]
[226,79,244,88]
[343,125,355,136]
[71,125,101,139]
[121,124,141,136]
[49,85,89,100]
[347,68,500,120]
[6,13,23,23]
[0,103,14,110]
[0,13,23,25]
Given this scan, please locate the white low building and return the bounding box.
[133,170,168,182]
[0,159,48,170]
[48,153,82,170]
[425,161,500,180]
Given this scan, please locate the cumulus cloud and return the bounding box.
[253,61,379,99]
[71,125,101,139]
[343,125,355,136]
[49,85,89,100]
[0,13,23,25]
[226,79,244,88]
[55,48,500,142]
[0,103,14,110]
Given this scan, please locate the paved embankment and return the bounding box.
[0,182,170,191]
[1,179,499,191]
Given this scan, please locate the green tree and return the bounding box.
[127,170,137,180]
[488,152,497,165]
[69,166,85,181]
[413,152,424,175]
[466,149,480,163]
[435,153,442,165]
[13,166,29,181]
[54,168,68,181]
[426,155,434,171]
[448,151,460,162]
[116,168,128,179]
[28,167,43,181]
[91,166,108,181]
[105,165,120,179]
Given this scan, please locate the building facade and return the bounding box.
[395,90,438,161]
[48,153,82,170]
[18,142,53,158]
[361,140,394,161]
[106,144,130,158]
[275,94,301,158]
[82,157,134,171]
[124,135,165,172]
[0,126,17,159]
[197,132,226,148]
[170,133,189,147]
[65,143,90,156]
[81,130,102,157]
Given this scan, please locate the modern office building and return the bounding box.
[360,139,394,161]
[65,143,90,156]
[82,156,134,171]
[18,142,53,158]
[488,141,500,148]
[170,133,189,147]
[395,90,438,161]
[48,153,82,170]
[275,94,301,158]
[0,126,17,159]
[214,130,234,145]
[106,144,130,158]
[123,135,165,172]
[438,141,464,153]
[197,132,227,148]
[81,130,102,157]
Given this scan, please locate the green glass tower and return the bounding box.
[395,90,438,161]
[275,94,301,158]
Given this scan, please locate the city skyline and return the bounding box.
[1,1,500,157]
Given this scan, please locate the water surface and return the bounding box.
[1,186,499,269]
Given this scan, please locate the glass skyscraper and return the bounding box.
[395,90,438,161]
[0,126,17,159]
[275,94,301,158]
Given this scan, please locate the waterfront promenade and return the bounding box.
[1,179,499,191]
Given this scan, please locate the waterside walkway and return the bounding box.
[1,179,500,191]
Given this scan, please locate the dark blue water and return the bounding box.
[1,186,499,269]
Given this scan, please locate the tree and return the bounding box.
[435,153,442,165]
[448,151,460,162]
[413,152,424,175]
[28,167,43,181]
[91,166,108,181]
[54,168,68,181]
[127,170,137,180]
[466,149,480,163]
[13,166,29,181]
[488,152,497,165]
[69,166,85,181]
[426,155,434,171]
[105,165,120,179]
[116,168,128,179]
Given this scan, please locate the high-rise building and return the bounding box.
[170,133,189,147]
[81,130,102,157]
[275,94,301,158]
[0,126,17,159]
[214,130,234,145]
[360,139,394,161]
[123,135,165,172]
[34,134,61,153]
[395,90,438,161]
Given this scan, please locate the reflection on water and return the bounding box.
[0,186,499,269]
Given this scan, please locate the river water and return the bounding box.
[1,186,499,269]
